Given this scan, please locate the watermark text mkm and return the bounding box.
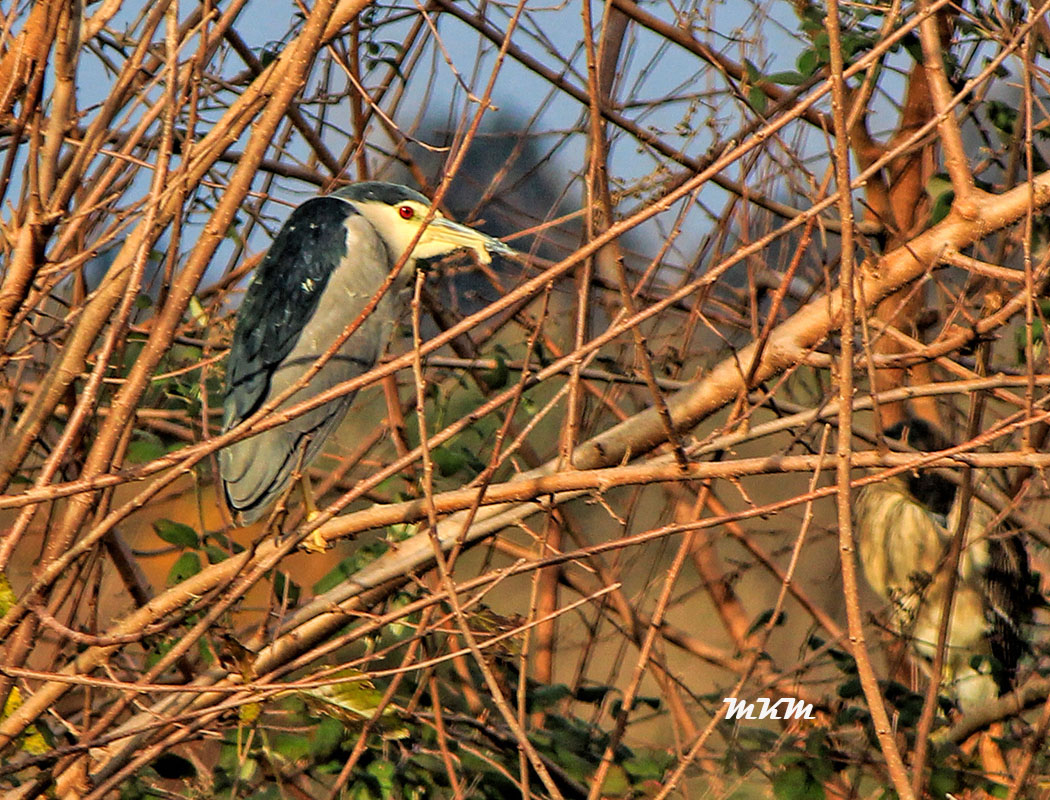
[723,697,816,721]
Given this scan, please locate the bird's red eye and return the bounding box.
[398,205,414,220]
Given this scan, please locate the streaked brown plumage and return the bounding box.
[854,418,1034,713]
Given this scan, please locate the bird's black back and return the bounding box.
[224,196,355,427]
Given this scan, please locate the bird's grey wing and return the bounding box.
[221,198,395,522]
[224,197,356,423]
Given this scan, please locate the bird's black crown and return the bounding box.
[331,181,431,207]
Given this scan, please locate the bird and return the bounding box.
[220,181,513,533]
[854,417,1036,714]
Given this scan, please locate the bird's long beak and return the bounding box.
[425,217,515,265]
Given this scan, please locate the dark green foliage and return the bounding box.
[480,349,510,390]
[126,431,167,464]
[773,762,826,800]
[526,683,572,712]
[129,633,673,799]
[432,444,484,478]
[166,551,201,585]
[153,518,199,549]
[272,570,300,606]
[926,174,955,226]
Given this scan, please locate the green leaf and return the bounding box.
[311,716,345,760]
[926,173,954,225]
[259,45,280,68]
[837,676,862,699]
[272,730,312,762]
[799,6,823,33]
[748,86,768,114]
[481,352,509,390]
[987,99,1018,136]
[273,571,301,606]
[224,221,244,247]
[600,763,630,796]
[734,726,783,751]
[623,749,674,781]
[773,764,826,800]
[368,56,406,79]
[767,70,807,86]
[187,295,208,327]
[797,49,819,77]
[366,759,396,796]
[199,637,216,666]
[238,757,258,782]
[204,545,229,564]
[835,705,868,726]
[432,446,467,477]
[827,645,856,672]
[0,572,16,616]
[987,777,1011,798]
[813,31,830,61]
[929,765,962,798]
[153,519,199,549]
[119,775,148,800]
[406,751,446,780]
[527,683,572,712]
[126,434,166,464]
[841,31,873,60]
[548,742,593,781]
[1016,319,1046,366]
[743,58,762,83]
[900,31,923,63]
[167,552,202,586]
[3,684,50,754]
[636,695,661,711]
[314,555,361,593]
[208,531,245,554]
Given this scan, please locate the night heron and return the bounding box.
[220,181,513,532]
[855,417,1035,713]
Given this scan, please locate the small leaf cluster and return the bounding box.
[117,598,674,798]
